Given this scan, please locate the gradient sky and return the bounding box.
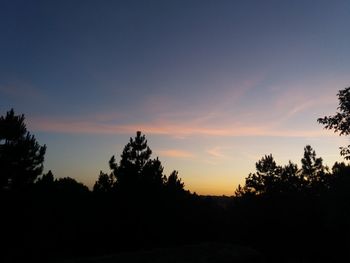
[1,0,350,195]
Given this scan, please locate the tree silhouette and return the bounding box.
[237,146,330,197]
[0,109,46,191]
[95,131,186,198]
[112,131,153,193]
[166,170,185,194]
[35,170,54,187]
[330,162,350,198]
[240,154,283,196]
[38,170,54,184]
[142,157,166,194]
[279,161,300,193]
[93,171,115,193]
[300,145,329,192]
[318,87,350,159]
[54,177,90,195]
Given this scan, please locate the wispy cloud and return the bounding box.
[0,81,44,101]
[157,149,194,158]
[206,147,227,158]
[29,115,333,138]
[273,77,344,118]
[27,75,343,139]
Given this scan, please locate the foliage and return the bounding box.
[237,154,297,196]
[237,145,329,197]
[300,145,329,191]
[2,109,350,262]
[113,131,153,193]
[94,131,185,197]
[318,87,350,159]
[54,176,90,195]
[244,154,277,195]
[35,170,90,196]
[166,170,185,194]
[93,171,115,193]
[35,170,55,190]
[0,109,46,191]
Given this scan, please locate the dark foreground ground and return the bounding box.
[58,243,262,263]
[56,242,337,263]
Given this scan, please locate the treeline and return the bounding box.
[1,87,350,262]
[232,147,350,262]
[0,110,217,262]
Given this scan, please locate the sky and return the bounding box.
[1,0,350,195]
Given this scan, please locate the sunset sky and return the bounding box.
[1,0,350,195]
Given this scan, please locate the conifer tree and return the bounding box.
[0,109,46,191]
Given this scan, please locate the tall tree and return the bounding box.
[243,154,283,196]
[0,109,46,191]
[97,131,185,197]
[300,145,328,190]
[110,131,153,193]
[318,87,350,159]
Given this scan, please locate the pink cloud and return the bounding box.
[29,115,333,138]
[157,149,194,158]
[137,73,267,126]
[206,147,227,158]
[0,81,44,101]
[273,76,346,118]
[27,73,342,139]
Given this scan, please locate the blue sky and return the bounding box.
[1,0,350,194]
